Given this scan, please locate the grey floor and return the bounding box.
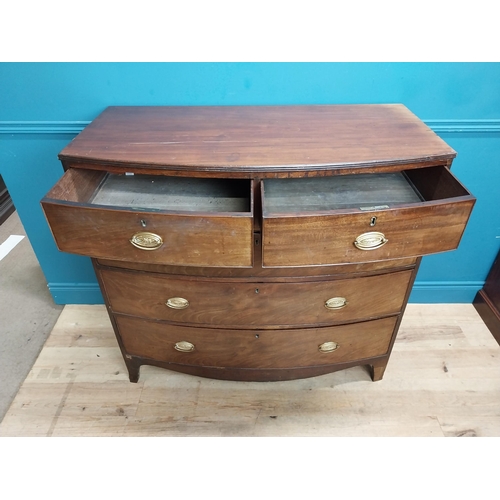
[0,211,63,422]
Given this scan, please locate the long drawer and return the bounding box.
[116,315,398,369]
[100,267,413,328]
[262,166,475,267]
[41,168,254,267]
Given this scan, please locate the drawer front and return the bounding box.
[262,166,475,267]
[262,201,474,267]
[116,315,398,369]
[43,203,253,267]
[100,268,413,327]
[41,169,253,267]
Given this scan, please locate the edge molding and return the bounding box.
[1,119,500,135]
[0,121,90,134]
[424,119,500,133]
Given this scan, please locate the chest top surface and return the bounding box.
[59,105,456,175]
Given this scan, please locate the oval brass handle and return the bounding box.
[325,297,347,310]
[354,231,388,250]
[166,297,190,310]
[130,231,163,250]
[174,341,195,352]
[319,341,339,353]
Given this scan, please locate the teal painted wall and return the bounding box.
[1,63,499,304]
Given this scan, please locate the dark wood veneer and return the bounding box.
[41,105,474,384]
[59,106,456,172]
[116,315,398,370]
[99,266,413,328]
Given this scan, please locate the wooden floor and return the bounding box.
[1,304,499,437]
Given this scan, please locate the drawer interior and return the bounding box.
[47,169,252,213]
[262,166,469,215]
[91,174,251,212]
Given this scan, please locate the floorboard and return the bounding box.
[1,304,499,437]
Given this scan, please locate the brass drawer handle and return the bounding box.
[354,231,388,250]
[325,297,347,310]
[166,297,190,310]
[174,341,195,352]
[130,231,163,250]
[319,341,339,353]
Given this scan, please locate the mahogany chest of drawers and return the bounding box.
[41,105,475,383]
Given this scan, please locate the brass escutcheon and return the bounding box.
[174,341,195,352]
[166,297,190,310]
[325,297,347,310]
[130,231,163,250]
[318,341,339,353]
[354,231,388,250]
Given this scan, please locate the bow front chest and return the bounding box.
[41,105,475,382]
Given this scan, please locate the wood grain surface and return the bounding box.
[1,304,498,437]
[37,105,476,395]
[263,199,475,267]
[115,315,398,369]
[59,105,456,175]
[95,255,418,279]
[41,203,253,267]
[261,164,475,267]
[41,167,254,267]
[99,267,412,328]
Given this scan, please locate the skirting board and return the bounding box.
[48,283,104,305]
[409,281,484,304]
[47,281,484,306]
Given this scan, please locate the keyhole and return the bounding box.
[370,217,377,227]
[255,288,259,294]
[140,219,147,228]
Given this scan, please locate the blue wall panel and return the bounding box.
[1,63,499,304]
[2,63,500,119]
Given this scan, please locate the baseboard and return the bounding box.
[473,290,500,345]
[47,283,104,305]
[408,281,484,304]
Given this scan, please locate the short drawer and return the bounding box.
[116,315,398,369]
[41,168,253,267]
[262,166,475,267]
[100,267,413,327]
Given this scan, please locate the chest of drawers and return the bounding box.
[41,105,475,383]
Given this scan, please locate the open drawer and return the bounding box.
[262,166,475,267]
[41,169,254,267]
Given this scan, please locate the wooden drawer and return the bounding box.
[41,168,253,267]
[116,315,398,369]
[100,268,412,327]
[262,166,475,267]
